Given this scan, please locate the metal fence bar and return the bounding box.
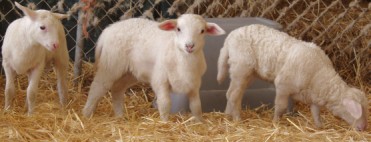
[74,8,85,84]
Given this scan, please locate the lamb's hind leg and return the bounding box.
[225,65,253,121]
[110,73,138,117]
[82,69,116,117]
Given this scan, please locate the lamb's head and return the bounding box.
[15,2,67,51]
[331,87,368,131]
[159,14,225,54]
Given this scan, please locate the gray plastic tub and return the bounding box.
[153,17,293,113]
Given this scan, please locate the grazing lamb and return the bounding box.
[217,24,368,131]
[2,2,69,115]
[82,14,225,121]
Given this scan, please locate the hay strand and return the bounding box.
[0,62,370,141]
[0,0,370,141]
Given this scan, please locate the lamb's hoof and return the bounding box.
[160,116,169,122]
[4,105,12,112]
[232,116,241,122]
[82,109,93,118]
[273,116,281,123]
[27,111,34,117]
[195,117,205,123]
[314,122,323,129]
[114,112,124,118]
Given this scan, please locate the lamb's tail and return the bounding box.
[217,45,229,84]
[93,38,103,71]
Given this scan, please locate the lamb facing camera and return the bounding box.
[82,14,225,122]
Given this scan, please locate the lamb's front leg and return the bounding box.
[224,66,253,121]
[54,60,69,108]
[152,83,171,121]
[26,63,45,115]
[3,63,16,111]
[311,104,323,128]
[273,87,291,122]
[188,90,203,122]
[111,74,138,117]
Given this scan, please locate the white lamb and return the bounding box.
[82,14,225,121]
[2,2,69,115]
[217,24,368,131]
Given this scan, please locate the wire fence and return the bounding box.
[0,0,370,88]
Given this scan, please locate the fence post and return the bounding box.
[73,7,85,85]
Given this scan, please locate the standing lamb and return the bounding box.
[2,2,69,115]
[217,24,368,131]
[82,14,225,121]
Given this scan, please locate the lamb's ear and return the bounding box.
[343,98,362,119]
[52,13,68,20]
[206,22,225,36]
[159,20,177,31]
[15,2,37,21]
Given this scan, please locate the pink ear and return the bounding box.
[343,98,362,119]
[206,23,225,36]
[15,2,37,21]
[52,13,68,20]
[159,20,177,31]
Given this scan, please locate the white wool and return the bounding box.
[2,2,69,115]
[83,14,225,121]
[218,24,368,131]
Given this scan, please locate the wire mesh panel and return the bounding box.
[0,0,370,87]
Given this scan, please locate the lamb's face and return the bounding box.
[31,11,62,51]
[175,15,207,54]
[15,2,67,51]
[334,88,368,131]
[159,14,225,54]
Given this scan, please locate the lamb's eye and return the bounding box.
[40,26,46,30]
[201,29,204,34]
[177,28,181,32]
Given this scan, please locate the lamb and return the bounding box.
[82,14,225,121]
[217,24,368,131]
[2,2,69,115]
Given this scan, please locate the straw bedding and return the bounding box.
[0,61,370,141]
[0,0,369,141]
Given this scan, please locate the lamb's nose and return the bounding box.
[357,125,366,131]
[185,43,194,49]
[53,43,59,49]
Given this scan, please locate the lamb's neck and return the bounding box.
[311,72,348,107]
